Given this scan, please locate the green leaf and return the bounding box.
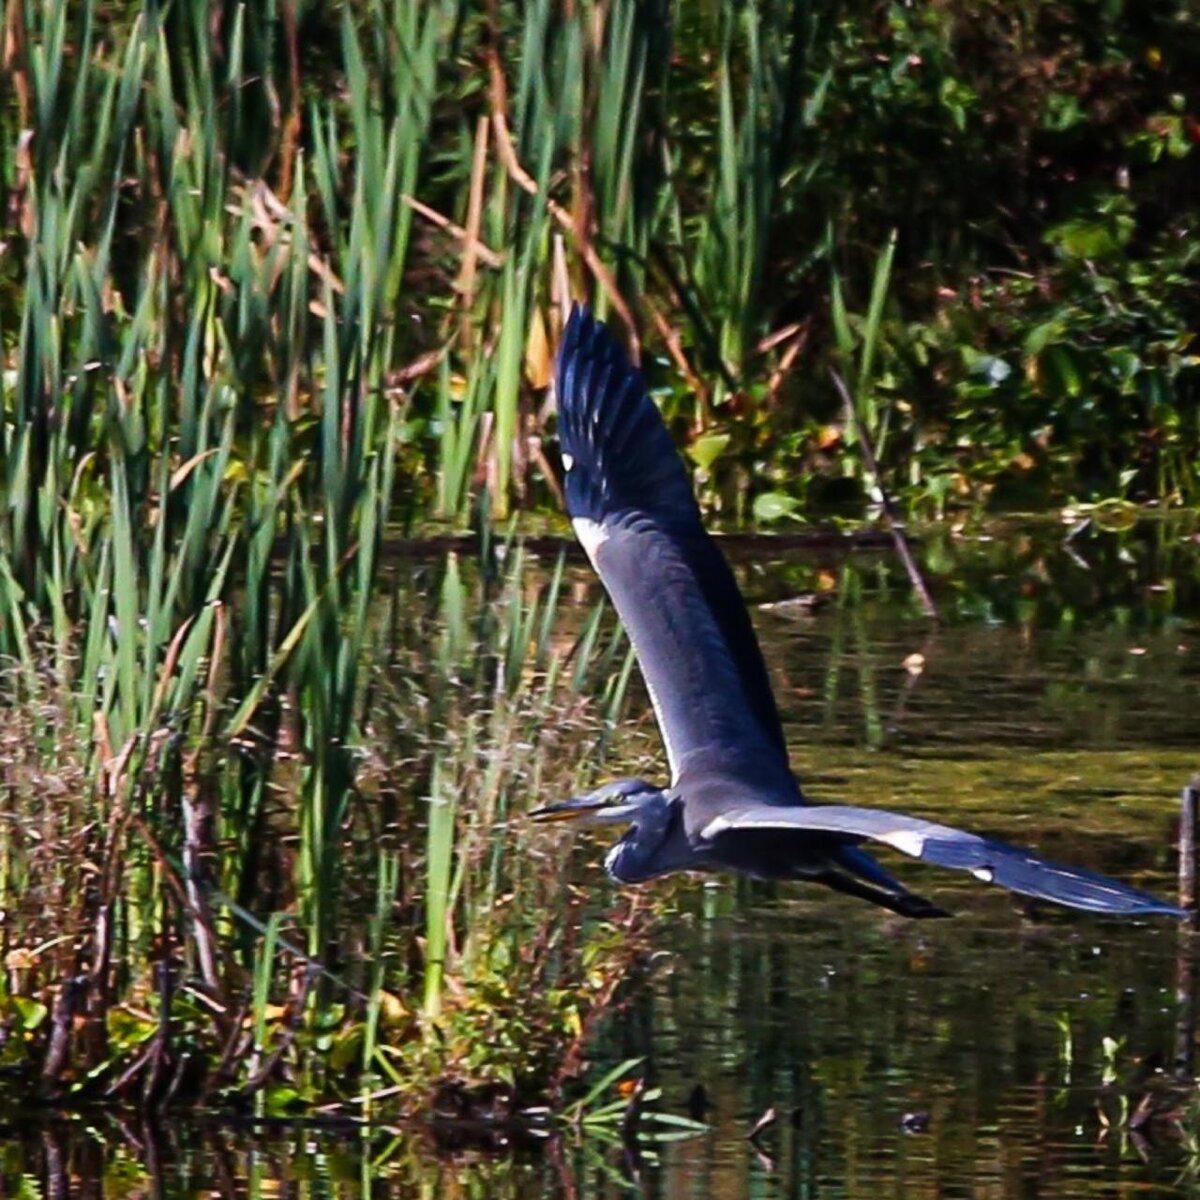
[1041,346,1083,397]
[753,492,800,523]
[1043,92,1085,132]
[11,997,48,1032]
[644,1110,711,1131]
[1091,498,1138,532]
[1024,320,1063,357]
[264,1086,306,1115]
[106,1006,156,1048]
[686,433,731,471]
[1045,212,1134,260]
[330,1024,365,1072]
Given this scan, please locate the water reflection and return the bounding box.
[0,1118,570,1197]
[592,898,1194,1198]
[576,518,1200,1197]
[8,520,1200,1197]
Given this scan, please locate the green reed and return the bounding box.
[0,0,654,1107]
[832,230,898,461]
[0,0,870,1109]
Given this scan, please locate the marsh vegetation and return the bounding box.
[0,0,1196,1146]
[2,521,1200,1192]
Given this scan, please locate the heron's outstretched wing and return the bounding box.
[555,306,790,783]
[699,805,1183,916]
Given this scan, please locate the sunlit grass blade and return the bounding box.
[422,758,457,1019]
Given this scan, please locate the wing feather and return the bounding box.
[555,306,789,780]
[700,805,1183,917]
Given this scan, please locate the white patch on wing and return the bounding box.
[642,669,681,782]
[699,808,947,863]
[572,516,609,561]
[699,815,733,841]
[971,865,995,883]
[562,452,574,471]
[882,829,927,858]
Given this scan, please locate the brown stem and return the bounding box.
[619,1077,647,1142]
[456,116,493,354]
[140,958,174,1108]
[646,299,709,415]
[1179,777,1199,918]
[40,975,88,1092]
[277,0,302,200]
[485,43,639,357]
[205,1003,254,1096]
[405,191,503,270]
[182,784,220,991]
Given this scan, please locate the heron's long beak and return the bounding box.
[530,795,641,824]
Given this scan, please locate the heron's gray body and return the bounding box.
[537,306,1182,920]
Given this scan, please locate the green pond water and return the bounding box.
[5,516,1200,1197]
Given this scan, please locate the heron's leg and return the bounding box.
[817,867,951,919]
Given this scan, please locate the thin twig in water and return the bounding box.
[831,369,940,623]
[747,1105,777,1141]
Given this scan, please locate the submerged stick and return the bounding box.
[831,370,940,623]
[1173,778,1199,1079]
[41,975,88,1091]
[619,1076,647,1142]
[1179,777,1199,919]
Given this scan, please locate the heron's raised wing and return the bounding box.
[555,306,790,784]
[699,804,1183,916]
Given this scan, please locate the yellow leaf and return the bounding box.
[525,308,552,390]
[377,990,409,1028]
[242,1004,288,1028]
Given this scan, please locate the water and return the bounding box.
[7,518,1200,1196]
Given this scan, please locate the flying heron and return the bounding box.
[532,305,1182,919]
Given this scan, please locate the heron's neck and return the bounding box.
[604,793,697,883]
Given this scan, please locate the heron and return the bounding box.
[532,305,1182,920]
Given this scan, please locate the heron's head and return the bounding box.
[530,778,663,827]
[533,779,683,883]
